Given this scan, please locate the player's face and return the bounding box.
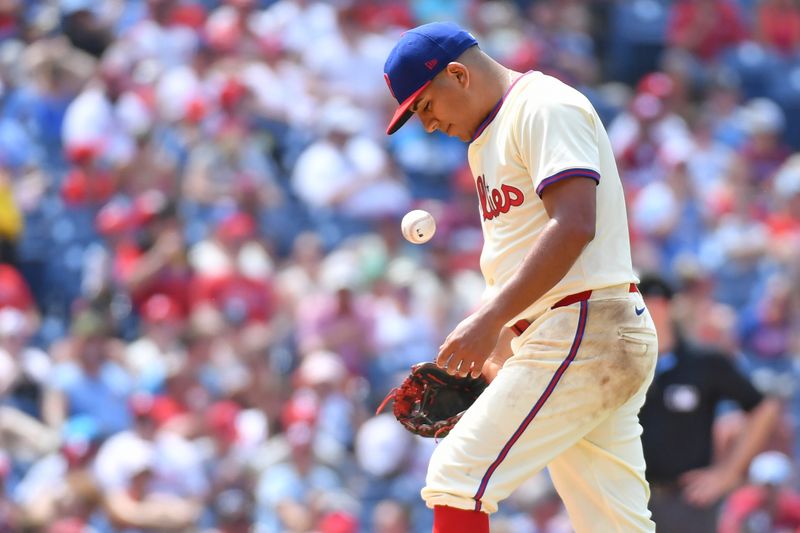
[411,65,477,142]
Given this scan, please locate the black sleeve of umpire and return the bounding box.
[705,351,764,412]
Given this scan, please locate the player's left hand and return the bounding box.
[436,310,503,379]
[679,466,741,507]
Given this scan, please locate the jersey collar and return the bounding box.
[470,71,532,143]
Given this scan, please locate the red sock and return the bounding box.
[433,505,489,533]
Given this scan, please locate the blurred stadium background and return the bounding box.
[0,0,799,531]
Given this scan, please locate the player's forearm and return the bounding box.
[480,217,593,328]
[720,397,781,477]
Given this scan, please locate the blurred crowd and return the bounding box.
[0,0,799,531]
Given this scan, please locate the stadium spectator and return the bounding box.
[667,0,748,62]
[738,274,795,367]
[92,392,204,531]
[188,211,277,325]
[755,0,800,55]
[291,101,411,238]
[13,415,100,529]
[123,293,187,391]
[120,191,192,315]
[295,253,376,376]
[739,97,791,187]
[718,450,800,532]
[372,499,413,533]
[0,307,50,419]
[44,310,133,436]
[255,417,343,533]
[0,263,36,318]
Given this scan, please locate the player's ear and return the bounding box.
[446,62,469,89]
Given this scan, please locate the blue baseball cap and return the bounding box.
[384,22,478,135]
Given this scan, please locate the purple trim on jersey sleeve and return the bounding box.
[472,300,589,512]
[535,168,600,198]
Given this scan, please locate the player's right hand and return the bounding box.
[436,308,504,379]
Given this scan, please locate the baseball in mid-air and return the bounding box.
[401,209,436,244]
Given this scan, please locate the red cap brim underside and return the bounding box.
[386,80,432,135]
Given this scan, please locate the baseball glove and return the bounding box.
[376,362,488,439]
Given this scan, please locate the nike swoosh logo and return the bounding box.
[635,306,646,316]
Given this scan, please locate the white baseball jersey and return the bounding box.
[422,70,657,533]
[468,71,637,323]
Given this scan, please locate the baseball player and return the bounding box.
[383,22,659,532]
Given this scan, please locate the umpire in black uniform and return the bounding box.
[637,273,781,533]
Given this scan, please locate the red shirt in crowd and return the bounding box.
[757,1,800,54]
[668,0,747,61]
[190,274,275,324]
[113,242,191,318]
[719,485,800,533]
[0,264,34,312]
